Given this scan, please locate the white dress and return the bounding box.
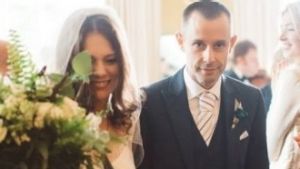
[108,111,142,169]
[267,63,300,169]
[110,141,136,169]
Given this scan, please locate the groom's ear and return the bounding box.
[229,35,237,53]
[176,31,184,51]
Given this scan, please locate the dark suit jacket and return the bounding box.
[139,69,269,169]
[261,83,272,112]
[224,69,245,82]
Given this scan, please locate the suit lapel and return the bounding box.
[221,76,241,169]
[161,69,195,169]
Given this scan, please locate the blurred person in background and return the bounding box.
[225,40,259,82]
[267,1,300,168]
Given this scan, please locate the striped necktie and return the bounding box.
[196,91,217,145]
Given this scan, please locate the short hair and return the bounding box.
[233,40,257,62]
[183,0,231,24]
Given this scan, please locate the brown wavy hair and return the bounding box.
[66,14,139,133]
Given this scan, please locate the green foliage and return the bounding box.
[48,73,75,98]
[7,30,38,91]
[72,51,92,82]
[0,31,113,169]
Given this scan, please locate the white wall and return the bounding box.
[0,0,106,70]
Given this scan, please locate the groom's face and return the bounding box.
[177,12,236,89]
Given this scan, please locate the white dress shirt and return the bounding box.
[183,68,222,138]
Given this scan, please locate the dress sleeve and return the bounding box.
[267,67,300,161]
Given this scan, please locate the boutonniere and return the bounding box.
[231,99,248,129]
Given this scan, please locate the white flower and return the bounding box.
[0,119,7,143]
[13,133,31,145]
[86,113,102,131]
[5,95,21,110]
[35,102,53,128]
[0,127,7,143]
[35,97,85,125]
[231,116,239,129]
[0,105,4,115]
[232,98,247,129]
[10,84,26,95]
[35,76,54,97]
[60,97,84,118]
[49,105,64,120]
[20,100,36,127]
[234,99,243,111]
[19,134,30,143]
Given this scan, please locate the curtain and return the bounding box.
[107,0,161,86]
[232,0,281,70]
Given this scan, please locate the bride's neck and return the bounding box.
[93,99,108,112]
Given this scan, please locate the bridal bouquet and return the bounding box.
[0,30,112,169]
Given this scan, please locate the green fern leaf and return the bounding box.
[7,30,38,91]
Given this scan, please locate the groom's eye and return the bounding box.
[193,40,206,50]
[213,41,227,51]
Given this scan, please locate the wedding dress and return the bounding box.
[109,131,137,169]
[107,109,142,169]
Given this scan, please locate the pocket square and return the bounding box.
[239,130,249,141]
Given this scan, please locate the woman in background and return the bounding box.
[55,6,143,169]
[267,1,300,169]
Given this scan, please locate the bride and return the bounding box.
[54,6,143,169]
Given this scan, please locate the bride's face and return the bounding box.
[83,32,119,104]
[280,12,300,59]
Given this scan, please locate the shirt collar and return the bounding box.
[184,67,221,100]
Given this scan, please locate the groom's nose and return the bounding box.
[202,47,216,63]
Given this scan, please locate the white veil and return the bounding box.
[285,1,300,36]
[55,6,144,167]
[55,6,129,74]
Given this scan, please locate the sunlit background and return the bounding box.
[0,0,297,86]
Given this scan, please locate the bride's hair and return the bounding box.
[283,1,300,35]
[57,8,140,133]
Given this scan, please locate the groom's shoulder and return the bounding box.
[224,75,261,97]
[142,76,171,96]
[140,76,172,108]
[143,68,184,95]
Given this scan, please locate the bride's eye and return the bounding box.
[105,55,117,65]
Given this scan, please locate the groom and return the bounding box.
[139,1,269,169]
